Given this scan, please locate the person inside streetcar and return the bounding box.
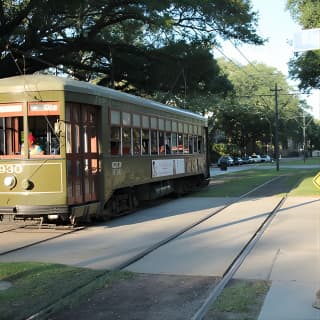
[21,133,44,155]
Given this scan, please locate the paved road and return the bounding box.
[210,164,254,176]
[125,196,282,276]
[0,197,233,269]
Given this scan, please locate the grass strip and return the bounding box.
[0,262,134,320]
[193,168,319,197]
[204,279,270,320]
[276,158,320,166]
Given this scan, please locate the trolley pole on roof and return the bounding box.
[271,83,281,171]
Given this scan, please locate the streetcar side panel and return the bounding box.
[100,97,208,215]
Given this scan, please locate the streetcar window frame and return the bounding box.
[122,112,132,155]
[109,109,204,157]
[0,102,61,158]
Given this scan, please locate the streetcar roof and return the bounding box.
[0,75,207,123]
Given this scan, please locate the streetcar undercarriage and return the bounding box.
[0,174,208,226]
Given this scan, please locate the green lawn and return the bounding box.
[194,168,320,197]
[261,157,320,166]
[290,172,320,196]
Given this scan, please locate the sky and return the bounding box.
[215,0,320,118]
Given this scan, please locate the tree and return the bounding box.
[1,0,264,99]
[211,59,303,155]
[286,0,320,91]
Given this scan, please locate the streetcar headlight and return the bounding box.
[3,175,17,189]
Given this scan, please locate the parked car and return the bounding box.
[217,156,234,167]
[233,156,243,165]
[251,154,262,163]
[260,155,273,162]
[242,156,254,164]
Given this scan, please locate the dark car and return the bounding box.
[217,155,234,167]
[233,157,243,165]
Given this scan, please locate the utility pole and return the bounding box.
[301,109,313,164]
[270,83,281,171]
[302,111,306,164]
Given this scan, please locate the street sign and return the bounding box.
[312,172,320,189]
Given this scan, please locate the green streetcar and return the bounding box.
[0,75,209,225]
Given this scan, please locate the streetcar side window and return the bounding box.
[165,120,172,155]
[150,117,158,155]
[158,118,165,154]
[171,121,177,154]
[171,132,177,154]
[133,128,141,155]
[110,110,121,155]
[122,127,132,155]
[183,135,189,154]
[193,135,198,153]
[177,133,183,154]
[133,114,141,155]
[165,132,171,154]
[110,127,121,155]
[151,130,158,155]
[159,131,165,154]
[189,135,194,154]
[141,115,150,155]
[183,123,189,154]
[122,112,132,155]
[142,129,149,155]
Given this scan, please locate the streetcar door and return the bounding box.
[66,103,100,205]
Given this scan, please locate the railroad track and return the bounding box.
[0,224,84,256]
[22,176,289,320]
[191,194,287,319]
[0,220,42,233]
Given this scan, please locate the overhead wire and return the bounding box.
[228,40,308,101]
[213,42,274,111]
[214,39,306,115]
[7,46,23,75]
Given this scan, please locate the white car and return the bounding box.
[251,154,262,163]
[261,155,273,162]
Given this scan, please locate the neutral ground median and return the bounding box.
[1,165,319,320]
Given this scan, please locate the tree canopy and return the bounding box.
[1,0,264,99]
[209,59,314,155]
[286,0,320,91]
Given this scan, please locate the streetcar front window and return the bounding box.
[27,116,60,156]
[0,115,60,157]
[0,116,23,156]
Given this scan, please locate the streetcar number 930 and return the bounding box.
[0,164,23,174]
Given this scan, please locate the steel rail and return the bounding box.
[0,226,84,256]
[191,195,287,320]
